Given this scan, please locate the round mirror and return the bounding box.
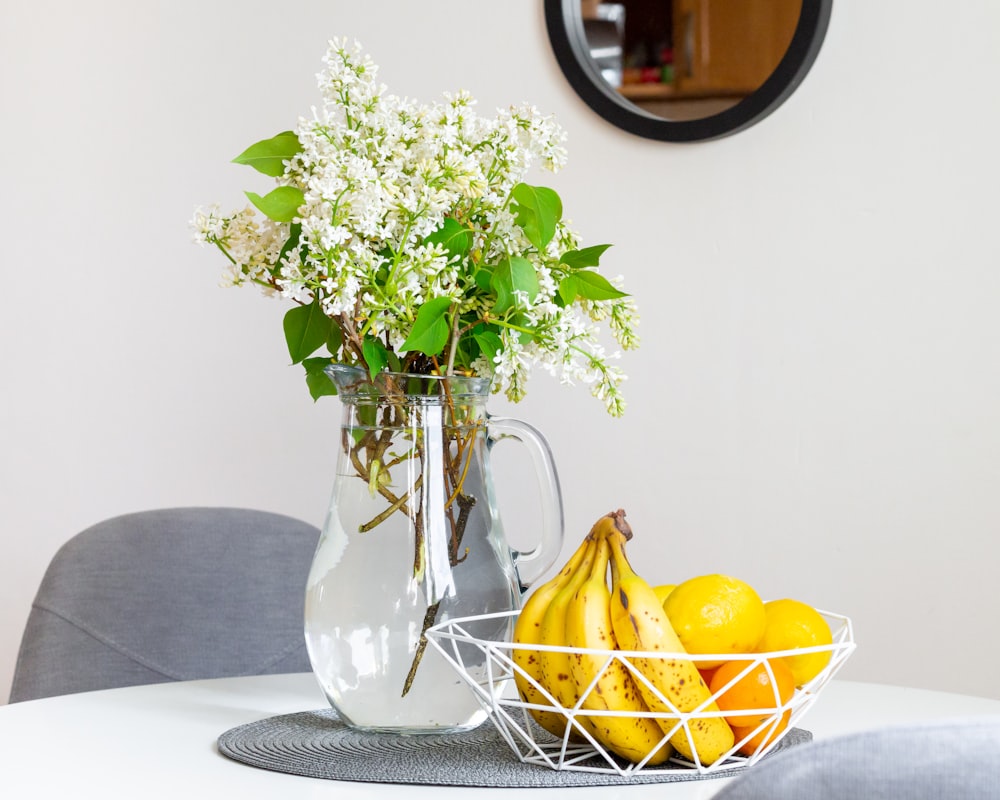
[544,0,833,142]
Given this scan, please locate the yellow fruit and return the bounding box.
[604,516,735,766]
[512,536,595,738]
[756,599,833,686]
[664,575,766,668]
[653,584,676,607]
[564,534,673,766]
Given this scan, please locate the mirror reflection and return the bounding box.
[581,0,802,121]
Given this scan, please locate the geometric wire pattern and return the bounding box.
[426,609,855,777]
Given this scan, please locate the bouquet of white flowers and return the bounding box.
[193,39,638,415]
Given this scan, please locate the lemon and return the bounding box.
[663,574,766,668]
[756,598,833,686]
[653,583,676,608]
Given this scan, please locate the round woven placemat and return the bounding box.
[217,709,812,787]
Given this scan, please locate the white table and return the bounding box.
[2,674,999,799]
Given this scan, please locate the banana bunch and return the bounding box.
[512,509,734,767]
[511,535,594,740]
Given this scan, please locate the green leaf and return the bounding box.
[491,256,540,314]
[246,186,305,223]
[473,265,494,293]
[572,270,628,301]
[451,338,474,372]
[473,330,503,366]
[511,183,562,250]
[557,276,577,307]
[490,275,513,314]
[283,300,333,364]
[232,131,302,177]
[509,312,536,345]
[559,244,612,269]
[361,336,389,379]
[277,222,302,268]
[386,350,402,373]
[558,271,627,305]
[425,217,471,262]
[303,357,337,401]
[399,296,453,356]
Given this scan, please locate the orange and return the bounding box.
[664,574,766,668]
[698,665,719,688]
[756,599,833,687]
[731,710,792,756]
[709,659,795,729]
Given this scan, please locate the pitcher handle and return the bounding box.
[486,414,565,590]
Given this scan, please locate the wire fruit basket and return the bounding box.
[426,609,855,777]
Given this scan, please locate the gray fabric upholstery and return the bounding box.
[9,507,320,703]
[713,716,1000,799]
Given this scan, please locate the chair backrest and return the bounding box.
[9,507,320,703]
[713,715,1000,799]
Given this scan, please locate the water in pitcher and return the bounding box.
[303,366,562,733]
[304,419,517,732]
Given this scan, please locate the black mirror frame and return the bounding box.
[544,0,833,143]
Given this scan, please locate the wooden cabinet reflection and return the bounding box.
[583,0,801,121]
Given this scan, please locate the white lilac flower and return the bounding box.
[190,205,224,245]
[493,335,531,403]
[192,39,637,416]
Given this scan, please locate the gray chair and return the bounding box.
[714,716,1000,799]
[9,507,320,703]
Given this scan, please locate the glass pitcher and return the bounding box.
[304,365,563,733]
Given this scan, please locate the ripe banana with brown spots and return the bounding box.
[536,534,601,740]
[564,527,674,765]
[511,535,594,738]
[604,509,735,766]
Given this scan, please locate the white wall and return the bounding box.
[2,0,999,702]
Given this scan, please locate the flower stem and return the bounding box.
[444,304,461,376]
